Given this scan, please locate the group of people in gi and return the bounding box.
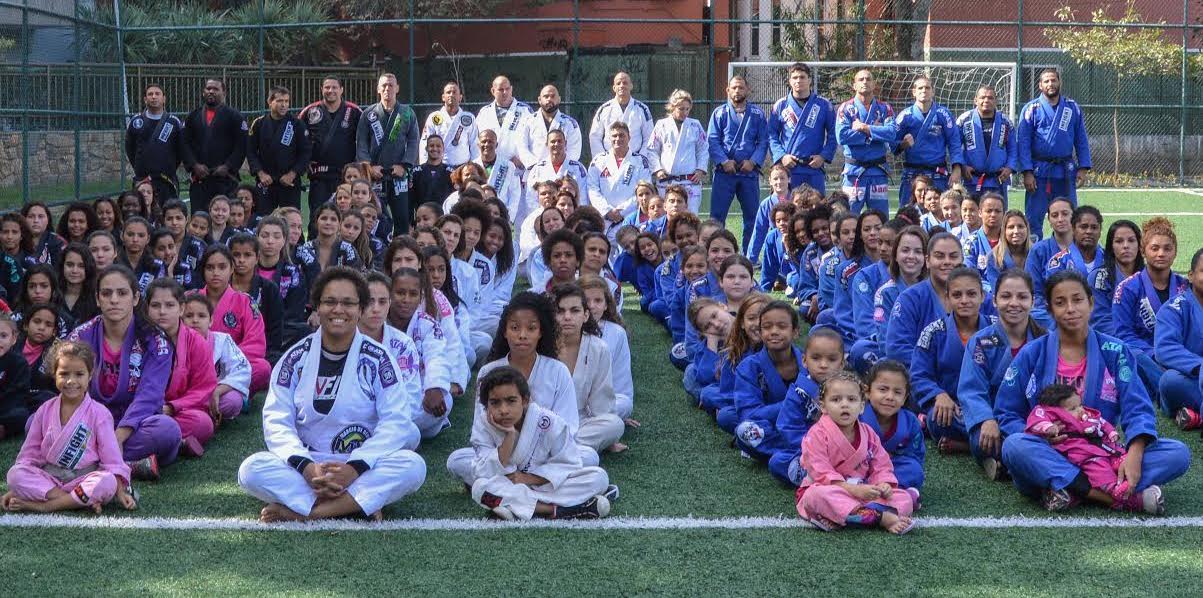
[1,62,1196,534]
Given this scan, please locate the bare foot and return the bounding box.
[623,418,641,428]
[259,503,306,523]
[607,442,629,453]
[0,492,16,511]
[880,511,914,535]
[6,497,48,512]
[92,503,103,514]
[370,510,384,522]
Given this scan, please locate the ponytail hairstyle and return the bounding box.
[390,267,439,322]
[994,267,1046,339]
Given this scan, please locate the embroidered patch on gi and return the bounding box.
[307,109,322,124]
[223,312,237,328]
[538,415,552,430]
[735,421,765,448]
[331,425,372,453]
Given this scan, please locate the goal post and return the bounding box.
[728,61,1019,126]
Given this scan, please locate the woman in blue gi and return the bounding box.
[851,225,928,373]
[845,218,900,372]
[961,192,1006,289]
[1111,217,1185,408]
[996,270,1191,512]
[1088,220,1142,334]
[1026,199,1090,328]
[1156,248,1203,429]
[830,210,887,344]
[957,268,1046,481]
[814,213,857,328]
[731,301,804,462]
[982,210,1031,291]
[796,206,834,322]
[910,266,995,453]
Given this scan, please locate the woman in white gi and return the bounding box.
[238,267,427,523]
[647,89,708,214]
[470,365,612,520]
[549,283,625,454]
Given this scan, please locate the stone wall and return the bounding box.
[0,130,125,188]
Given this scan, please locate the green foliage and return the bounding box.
[85,0,334,65]
[1044,2,1179,78]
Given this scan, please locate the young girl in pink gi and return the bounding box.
[197,244,269,393]
[796,371,914,534]
[147,279,218,458]
[1025,383,1165,514]
[181,294,251,424]
[2,341,138,513]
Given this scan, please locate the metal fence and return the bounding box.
[2,0,1200,208]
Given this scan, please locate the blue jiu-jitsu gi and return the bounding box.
[958,320,1043,463]
[707,102,769,249]
[1017,95,1092,239]
[849,276,910,374]
[1027,240,1101,330]
[911,313,996,443]
[1155,288,1203,417]
[758,228,788,292]
[732,346,805,462]
[894,101,964,207]
[957,108,1017,203]
[768,370,821,486]
[1112,270,1187,404]
[708,356,741,434]
[794,241,828,313]
[963,228,1001,292]
[996,329,1190,498]
[830,254,874,344]
[683,272,725,365]
[768,92,836,193]
[747,194,787,264]
[883,279,997,369]
[1087,264,1127,335]
[816,247,846,313]
[861,406,926,491]
[835,97,896,215]
[850,261,889,346]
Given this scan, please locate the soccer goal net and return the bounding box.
[728,61,1019,125]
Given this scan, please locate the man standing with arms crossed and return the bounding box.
[893,75,963,208]
[834,69,897,215]
[300,76,362,228]
[516,84,582,169]
[420,81,479,167]
[1018,69,1091,239]
[247,86,311,216]
[357,73,420,234]
[589,71,655,157]
[767,63,836,194]
[182,78,246,213]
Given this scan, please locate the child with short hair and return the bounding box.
[470,366,612,521]
[796,371,914,534]
[861,360,926,496]
[732,300,804,461]
[1025,383,1164,514]
[2,341,137,513]
[748,163,792,264]
[181,295,251,424]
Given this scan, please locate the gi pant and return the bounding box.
[7,465,119,506]
[1159,369,1203,417]
[842,173,889,216]
[471,466,609,520]
[445,444,600,486]
[238,449,426,517]
[256,181,302,216]
[413,390,452,439]
[577,414,624,452]
[788,165,826,195]
[798,485,913,529]
[710,172,760,249]
[898,167,949,208]
[122,414,181,465]
[383,177,411,236]
[1025,175,1077,240]
[173,408,215,445]
[189,175,238,214]
[1001,433,1190,499]
[307,176,341,237]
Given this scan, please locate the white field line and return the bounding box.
[1107,212,1203,216]
[3,513,1203,533]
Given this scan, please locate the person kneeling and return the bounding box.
[471,366,612,521]
[238,267,427,523]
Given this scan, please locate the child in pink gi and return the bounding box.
[147,279,218,458]
[795,371,914,534]
[1025,383,1164,514]
[2,341,137,513]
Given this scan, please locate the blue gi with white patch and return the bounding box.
[1113,270,1188,406]
[732,346,805,462]
[958,321,1043,463]
[1155,288,1203,416]
[1017,96,1092,239]
[768,93,836,193]
[996,329,1190,498]
[957,109,1017,203]
[769,369,821,486]
[911,313,996,442]
[835,98,896,215]
[861,406,926,490]
[894,102,964,207]
[884,279,997,369]
[830,254,874,344]
[1027,241,1101,330]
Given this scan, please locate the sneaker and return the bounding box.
[1040,488,1076,512]
[981,457,1005,481]
[180,436,205,458]
[1139,485,1166,515]
[905,487,922,511]
[1175,408,1201,431]
[128,455,160,482]
[603,484,620,503]
[554,495,611,520]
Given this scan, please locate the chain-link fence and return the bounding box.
[2,0,1200,209]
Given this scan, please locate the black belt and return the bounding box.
[662,174,693,182]
[903,162,947,171]
[846,157,886,168]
